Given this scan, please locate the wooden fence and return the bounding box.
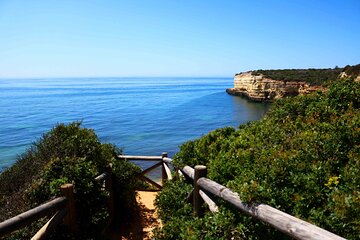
[119,152,172,191]
[180,165,346,240]
[0,153,171,238]
[0,166,115,239]
[0,153,346,239]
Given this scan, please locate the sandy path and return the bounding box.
[105,191,162,240]
[137,191,157,209]
[135,191,162,240]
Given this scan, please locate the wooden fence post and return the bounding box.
[193,165,207,217]
[60,184,77,233]
[161,152,168,186]
[105,165,115,220]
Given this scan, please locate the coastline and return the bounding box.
[226,88,268,102]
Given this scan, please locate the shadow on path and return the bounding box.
[103,191,161,240]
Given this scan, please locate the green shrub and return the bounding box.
[0,122,142,239]
[157,79,360,239]
[154,179,248,240]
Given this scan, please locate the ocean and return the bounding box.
[0,77,269,172]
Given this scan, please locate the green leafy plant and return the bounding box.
[154,179,247,240]
[157,78,360,239]
[0,122,142,239]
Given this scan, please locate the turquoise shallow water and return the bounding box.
[0,77,269,171]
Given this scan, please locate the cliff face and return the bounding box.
[226,72,322,102]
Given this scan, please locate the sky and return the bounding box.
[0,0,359,78]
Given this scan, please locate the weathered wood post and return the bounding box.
[161,152,168,186]
[105,165,115,219]
[60,184,77,233]
[193,165,207,217]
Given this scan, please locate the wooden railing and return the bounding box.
[0,196,67,239]
[180,165,346,240]
[0,167,115,239]
[119,152,172,191]
[0,152,171,239]
[0,153,346,240]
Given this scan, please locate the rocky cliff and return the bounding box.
[226,72,323,102]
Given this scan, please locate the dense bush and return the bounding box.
[0,122,142,239]
[154,179,247,240]
[156,79,360,239]
[251,67,343,85]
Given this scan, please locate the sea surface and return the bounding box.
[0,77,269,172]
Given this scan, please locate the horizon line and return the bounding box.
[0,75,233,80]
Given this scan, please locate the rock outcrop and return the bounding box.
[226,72,323,102]
[339,72,360,82]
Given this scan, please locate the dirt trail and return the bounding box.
[136,191,162,239]
[104,191,161,240]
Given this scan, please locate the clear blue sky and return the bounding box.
[0,0,359,78]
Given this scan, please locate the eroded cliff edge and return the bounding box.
[226,71,322,102]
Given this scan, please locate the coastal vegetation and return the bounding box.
[343,64,360,76]
[155,78,360,239]
[0,122,142,239]
[251,67,343,86]
[1,67,360,239]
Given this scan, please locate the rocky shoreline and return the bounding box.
[226,71,324,102]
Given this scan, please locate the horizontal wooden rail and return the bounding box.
[182,166,195,180]
[0,197,67,237]
[119,153,174,190]
[180,166,345,240]
[0,168,114,238]
[118,155,163,161]
[200,178,344,240]
[162,157,173,163]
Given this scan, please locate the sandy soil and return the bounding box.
[103,191,161,240]
[137,191,157,209]
[136,191,162,240]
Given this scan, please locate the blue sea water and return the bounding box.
[0,77,269,172]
